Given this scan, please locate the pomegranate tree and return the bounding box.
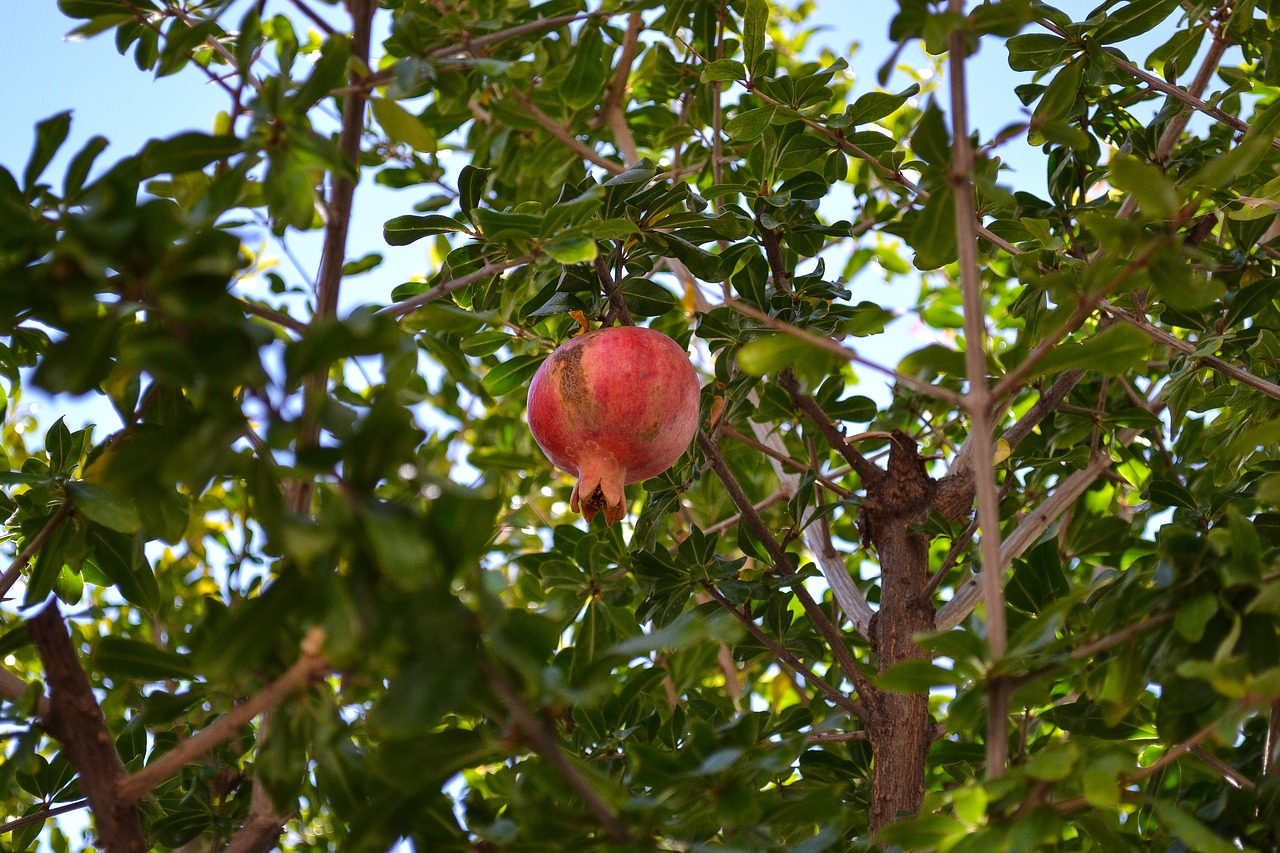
[527,325,701,525]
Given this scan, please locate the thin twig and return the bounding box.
[0,503,74,601]
[1036,18,1280,153]
[778,371,883,485]
[697,433,874,702]
[603,12,643,164]
[701,582,865,719]
[721,427,854,498]
[510,90,625,176]
[237,298,308,335]
[117,630,329,804]
[990,244,1162,402]
[746,417,876,638]
[1103,304,1280,403]
[593,254,634,326]
[0,798,90,835]
[1052,709,1252,813]
[353,14,604,91]
[377,255,536,319]
[1003,612,1176,692]
[701,489,790,536]
[1191,745,1256,790]
[721,296,966,407]
[286,0,336,35]
[948,1,1008,778]
[482,660,632,842]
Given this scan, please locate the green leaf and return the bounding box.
[64,135,109,200]
[1108,153,1176,219]
[68,481,140,533]
[877,660,966,694]
[1028,57,1083,145]
[544,236,597,264]
[701,59,747,83]
[371,98,437,153]
[1006,33,1071,71]
[362,502,438,591]
[44,417,77,474]
[458,164,490,225]
[911,186,958,270]
[1148,800,1239,853]
[1095,0,1180,45]
[737,334,834,379]
[1023,742,1081,781]
[844,84,920,126]
[874,813,969,849]
[24,111,72,192]
[1028,324,1150,379]
[482,355,542,397]
[602,159,656,188]
[383,214,467,246]
[293,33,350,107]
[139,132,241,178]
[911,100,951,167]
[1081,753,1129,808]
[743,0,768,71]
[725,106,777,142]
[94,637,193,681]
[1174,593,1218,642]
[622,279,678,317]
[562,25,606,109]
[1188,98,1280,191]
[608,608,742,657]
[86,527,159,612]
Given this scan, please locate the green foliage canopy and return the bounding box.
[3,0,1280,851]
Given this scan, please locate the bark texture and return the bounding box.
[28,602,147,853]
[861,432,940,830]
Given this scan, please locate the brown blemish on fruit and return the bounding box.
[635,419,661,442]
[554,342,590,408]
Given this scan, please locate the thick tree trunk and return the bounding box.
[862,432,941,832]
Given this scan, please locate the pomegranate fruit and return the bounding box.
[527,325,701,525]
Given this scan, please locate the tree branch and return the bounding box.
[482,660,632,843]
[743,417,876,638]
[510,89,625,175]
[603,12,643,165]
[237,297,308,335]
[947,1,1007,777]
[936,449,1112,630]
[293,0,377,518]
[721,295,966,407]
[696,433,875,699]
[117,630,329,804]
[0,798,90,836]
[593,253,634,326]
[28,602,146,853]
[778,370,883,486]
[720,426,854,498]
[0,503,74,601]
[376,255,536,320]
[700,582,866,719]
[0,666,34,705]
[1103,304,1280,403]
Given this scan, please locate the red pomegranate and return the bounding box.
[527,325,701,525]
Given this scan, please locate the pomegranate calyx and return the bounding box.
[569,448,626,526]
